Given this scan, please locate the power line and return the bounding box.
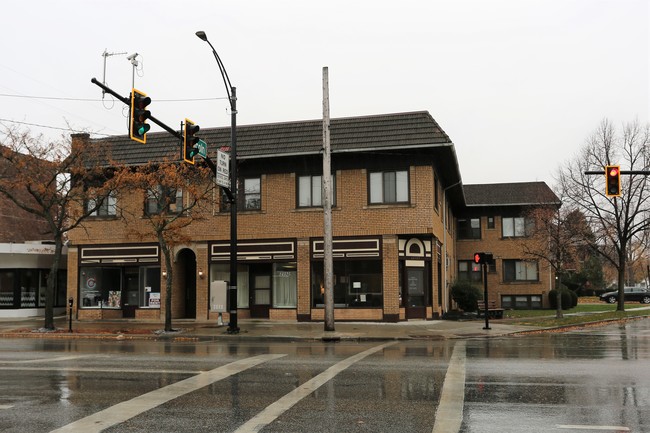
[0,93,227,102]
[0,118,112,136]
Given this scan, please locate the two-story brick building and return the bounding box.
[455,182,561,309]
[66,110,558,323]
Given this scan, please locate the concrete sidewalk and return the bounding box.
[0,316,543,341]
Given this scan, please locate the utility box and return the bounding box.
[210,280,228,313]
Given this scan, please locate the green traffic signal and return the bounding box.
[183,119,200,164]
[130,88,151,144]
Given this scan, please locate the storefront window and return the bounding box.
[210,263,250,309]
[20,270,38,308]
[0,271,15,307]
[311,260,383,308]
[273,263,297,308]
[80,267,122,308]
[140,267,161,308]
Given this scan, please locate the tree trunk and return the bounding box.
[43,237,63,330]
[617,262,626,312]
[160,236,174,332]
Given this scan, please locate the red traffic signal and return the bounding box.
[605,165,621,197]
[473,252,494,265]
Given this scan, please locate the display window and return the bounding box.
[79,266,160,309]
[311,259,383,308]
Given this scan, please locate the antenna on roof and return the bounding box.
[101,49,127,99]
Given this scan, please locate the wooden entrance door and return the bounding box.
[405,267,427,319]
[250,270,271,319]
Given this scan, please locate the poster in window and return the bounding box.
[149,292,161,307]
[108,291,121,308]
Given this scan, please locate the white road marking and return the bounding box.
[0,404,14,409]
[49,354,286,433]
[557,425,630,431]
[233,342,397,433]
[0,355,97,364]
[0,366,204,375]
[432,341,466,433]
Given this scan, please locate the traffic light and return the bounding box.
[183,118,200,164]
[605,165,621,197]
[130,89,151,144]
[473,252,494,265]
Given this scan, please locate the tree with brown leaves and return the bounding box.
[115,159,215,332]
[0,127,121,330]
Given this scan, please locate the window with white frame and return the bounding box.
[243,177,261,210]
[298,174,336,207]
[369,170,408,204]
[87,192,117,217]
[502,216,531,237]
[503,259,538,282]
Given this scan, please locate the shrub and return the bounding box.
[451,280,483,312]
[548,289,577,310]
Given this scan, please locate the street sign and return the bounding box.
[216,149,230,188]
[195,139,208,159]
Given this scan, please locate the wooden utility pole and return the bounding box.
[322,66,335,332]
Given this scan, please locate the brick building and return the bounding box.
[455,183,561,309]
[66,111,558,322]
[0,145,67,317]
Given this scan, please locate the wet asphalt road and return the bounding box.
[0,319,648,433]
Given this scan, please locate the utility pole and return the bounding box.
[322,66,335,332]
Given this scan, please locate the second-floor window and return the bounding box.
[503,259,538,282]
[502,217,531,237]
[457,218,481,239]
[87,192,116,217]
[369,170,408,204]
[221,177,261,212]
[297,174,336,207]
[146,186,183,215]
[242,178,261,210]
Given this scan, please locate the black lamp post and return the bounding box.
[196,30,239,334]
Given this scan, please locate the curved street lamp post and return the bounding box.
[196,31,239,334]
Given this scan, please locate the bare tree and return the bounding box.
[558,119,650,311]
[0,127,120,330]
[523,205,591,318]
[115,159,215,332]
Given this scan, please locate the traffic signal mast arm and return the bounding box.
[584,170,650,175]
[90,78,217,175]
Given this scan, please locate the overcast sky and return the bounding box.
[1,0,647,188]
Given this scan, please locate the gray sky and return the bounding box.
[1,0,647,188]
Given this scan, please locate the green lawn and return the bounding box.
[503,303,650,328]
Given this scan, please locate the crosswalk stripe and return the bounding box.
[432,341,466,433]
[233,342,396,433]
[49,354,286,433]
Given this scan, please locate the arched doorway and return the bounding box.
[177,249,196,319]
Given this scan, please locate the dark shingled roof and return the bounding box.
[463,182,560,207]
[82,110,466,207]
[93,110,454,164]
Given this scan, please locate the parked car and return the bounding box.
[599,287,650,304]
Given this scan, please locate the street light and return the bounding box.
[196,30,239,334]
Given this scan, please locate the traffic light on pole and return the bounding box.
[473,252,494,265]
[183,118,200,164]
[605,165,621,197]
[130,89,151,144]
